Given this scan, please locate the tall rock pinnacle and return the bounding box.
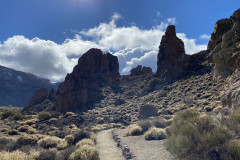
[157,25,189,81]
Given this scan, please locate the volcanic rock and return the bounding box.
[130,65,152,76]
[56,48,119,112]
[208,8,240,78]
[157,25,190,81]
[29,88,48,105]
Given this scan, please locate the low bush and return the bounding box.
[69,145,100,160]
[37,136,67,150]
[38,112,51,121]
[1,110,17,119]
[225,140,240,160]
[36,149,57,160]
[72,129,91,144]
[12,113,26,120]
[124,124,143,136]
[164,109,233,160]
[0,137,13,150]
[144,127,167,140]
[64,134,75,144]
[76,138,95,148]
[138,104,158,120]
[16,134,40,147]
[8,129,19,135]
[56,146,77,160]
[0,150,32,160]
[147,77,161,91]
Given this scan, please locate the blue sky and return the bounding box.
[0,0,239,82]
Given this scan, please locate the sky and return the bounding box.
[0,0,239,82]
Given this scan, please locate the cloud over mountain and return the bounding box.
[0,13,207,82]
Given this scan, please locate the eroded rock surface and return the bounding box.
[130,65,152,76]
[56,48,119,112]
[157,25,190,81]
[208,8,240,78]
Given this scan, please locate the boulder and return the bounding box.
[56,48,119,112]
[157,25,190,80]
[29,88,48,105]
[207,8,240,78]
[130,65,152,76]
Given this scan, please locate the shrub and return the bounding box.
[124,124,143,136]
[72,129,91,144]
[0,137,13,150]
[56,146,77,160]
[76,138,95,147]
[1,110,17,119]
[232,107,240,124]
[36,149,57,160]
[164,109,233,159]
[38,112,51,121]
[12,113,26,120]
[8,129,19,135]
[16,134,39,147]
[225,140,240,160]
[37,136,67,150]
[0,150,31,160]
[69,145,100,160]
[144,127,167,140]
[137,120,153,132]
[158,89,168,97]
[147,77,161,91]
[138,104,158,120]
[65,134,75,144]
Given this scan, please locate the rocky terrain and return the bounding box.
[0,65,57,107]
[0,8,240,160]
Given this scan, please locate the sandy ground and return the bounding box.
[96,129,126,160]
[114,129,174,160]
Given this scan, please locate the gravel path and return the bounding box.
[114,129,174,160]
[96,129,125,160]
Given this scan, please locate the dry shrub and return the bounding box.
[37,136,67,150]
[0,150,34,160]
[164,109,233,160]
[76,138,95,147]
[36,149,57,160]
[1,110,17,119]
[16,134,40,147]
[124,124,143,136]
[69,145,100,160]
[56,146,77,160]
[144,127,167,140]
[38,112,51,121]
[138,104,158,120]
[64,134,75,144]
[72,129,91,144]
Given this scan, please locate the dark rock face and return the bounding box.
[208,8,240,78]
[130,65,152,76]
[157,25,190,80]
[0,65,55,107]
[56,48,119,112]
[29,88,48,105]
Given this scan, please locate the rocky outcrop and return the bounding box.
[56,48,119,112]
[208,8,240,78]
[29,88,48,105]
[130,65,152,76]
[221,70,240,109]
[0,65,56,107]
[157,25,190,81]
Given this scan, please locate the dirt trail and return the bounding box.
[96,129,125,160]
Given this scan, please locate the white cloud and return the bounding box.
[0,13,207,82]
[199,34,211,40]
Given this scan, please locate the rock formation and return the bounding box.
[130,65,152,76]
[56,48,119,112]
[208,8,240,78]
[29,88,48,105]
[157,25,190,80]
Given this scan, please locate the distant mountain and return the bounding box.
[0,65,57,107]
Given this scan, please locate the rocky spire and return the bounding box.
[157,25,189,81]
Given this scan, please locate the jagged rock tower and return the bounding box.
[56,48,119,112]
[157,25,190,81]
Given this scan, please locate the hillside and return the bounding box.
[0,65,57,107]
